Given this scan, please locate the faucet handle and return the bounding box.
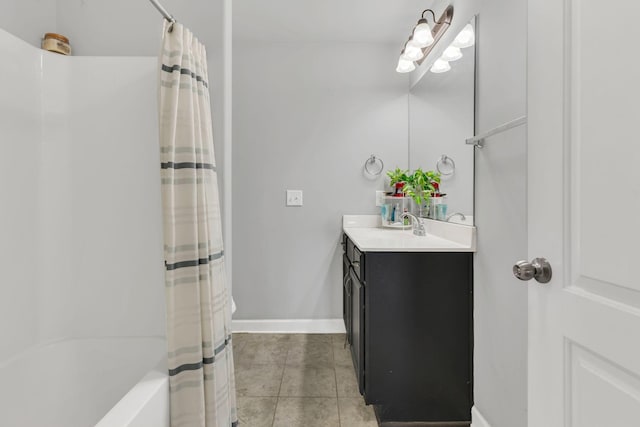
[401,212,426,236]
[446,212,467,222]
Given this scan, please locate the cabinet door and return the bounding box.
[342,255,352,344]
[350,267,365,395]
[364,252,472,420]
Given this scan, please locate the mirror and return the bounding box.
[408,18,476,225]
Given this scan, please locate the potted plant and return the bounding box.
[386,167,409,197]
[402,168,441,217]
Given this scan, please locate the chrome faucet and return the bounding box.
[446,212,467,222]
[400,212,426,236]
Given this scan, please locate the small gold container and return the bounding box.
[42,33,71,56]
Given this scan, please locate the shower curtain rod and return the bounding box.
[148,0,176,24]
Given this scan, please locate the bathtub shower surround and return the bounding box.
[0,28,166,426]
[158,22,238,427]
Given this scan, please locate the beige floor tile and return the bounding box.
[333,346,354,368]
[330,333,348,347]
[235,341,288,367]
[338,398,378,427]
[287,333,333,344]
[335,366,360,397]
[237,397,278,427]
[231,339,247,368]
[231,342,245,364]
[234,334,376,426]
[280,366,337,397]
[235,364,284,397]
[233,333,251,346]
[285,341,334,368]
[273,397,340,427]
[239,333,292,344]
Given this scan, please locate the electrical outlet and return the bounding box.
[375,191,386,207]
[286,190,303,207]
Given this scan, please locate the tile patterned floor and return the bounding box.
[234,333,378,427]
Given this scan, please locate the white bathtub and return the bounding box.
[0,337,168,427]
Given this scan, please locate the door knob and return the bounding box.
[513,258,552,283]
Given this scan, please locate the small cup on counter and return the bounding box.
[429,195,447,220]
[435,204,448,221]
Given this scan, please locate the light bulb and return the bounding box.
[452,24,475,48]
[401,38,425,62]
[430,58,451,73]
[441,46,463,62]
[412,19,434,48]
[396,56,416,73]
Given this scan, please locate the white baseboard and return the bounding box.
[232,319,345,334]
[471,406,491,427]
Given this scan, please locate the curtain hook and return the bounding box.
[166,17,176,33]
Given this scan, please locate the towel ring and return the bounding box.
[364,155,384,176]
[436,155,455,176]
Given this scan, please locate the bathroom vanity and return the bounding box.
[342,215,475,426]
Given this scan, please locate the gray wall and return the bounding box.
[0,0,56,47]
[473,0,528,426]
[407,2,528,424]
[232,42,408,320]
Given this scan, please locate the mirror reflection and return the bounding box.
[395,18,476,226]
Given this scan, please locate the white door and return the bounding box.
[528,1,640,426]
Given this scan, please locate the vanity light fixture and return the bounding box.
[430,24,475,74]
[452,23,475,48]
[396,54,416,73]
[441,45,462,62]
[395,5,454,73]
[402,37,425,61]
[430,59,451,73]
[412,19,435,47]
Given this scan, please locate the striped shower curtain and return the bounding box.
[158,22,237,427]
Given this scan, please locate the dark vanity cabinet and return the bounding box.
[350,265,365,394]
[342,233,473,425]
[342,254,352,344]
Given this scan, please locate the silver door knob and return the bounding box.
[513,258,552,283]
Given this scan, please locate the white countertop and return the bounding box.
[343,215,476,253]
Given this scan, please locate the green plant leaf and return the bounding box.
[386,167,409,186]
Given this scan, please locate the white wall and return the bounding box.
[65,56,165,338]
[0,0,226,197]
[0,29,44,363]
[0,29,165,365]
[53,0,224,157]
[473,0,528,426]
[37,52,166,341]
[37,50,73,344]
[53,0,230,256]
[0,1,227,244]
[232,42,408,321]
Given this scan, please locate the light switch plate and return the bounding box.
[375,191,386,207]
[286,190,303,207]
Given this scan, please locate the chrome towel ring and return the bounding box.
[436,155,455,176]
[364,155,384,176]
